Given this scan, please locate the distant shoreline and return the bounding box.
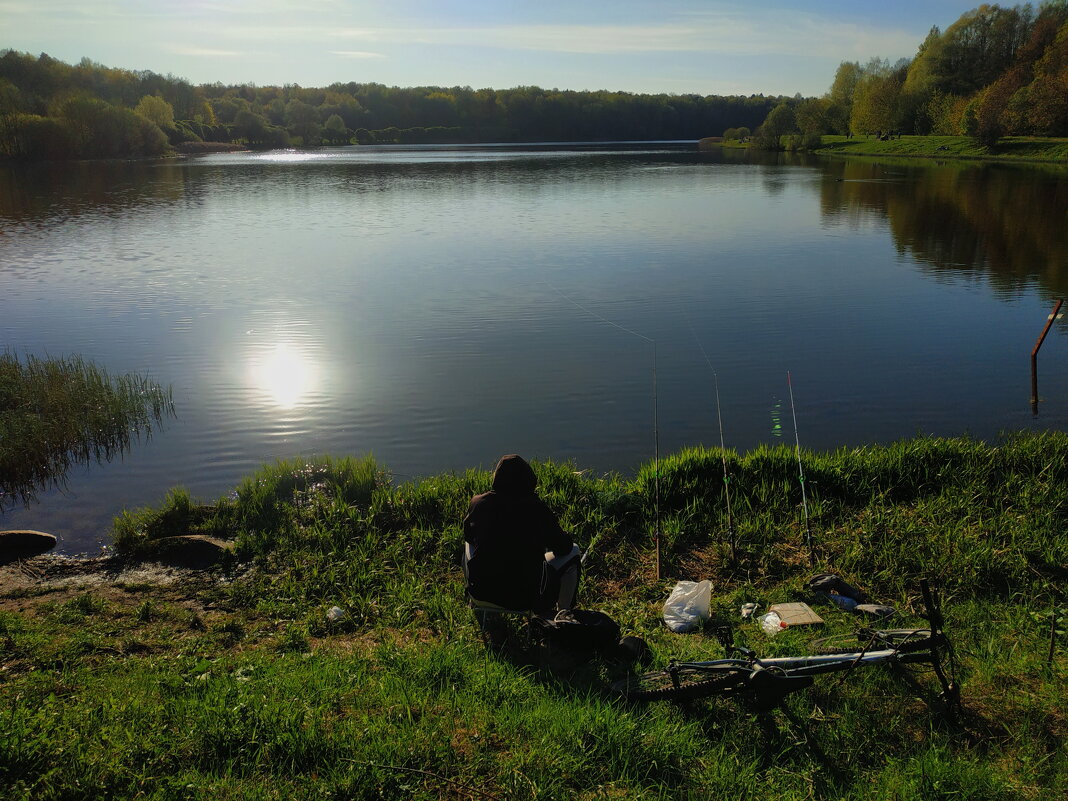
[173,141,249,155]
[815,134,1068,165]
[702,134,1068,165]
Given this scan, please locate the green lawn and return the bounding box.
[815,135,1068,163]
[2,435,1065,799]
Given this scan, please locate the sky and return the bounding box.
[3,1,988,96]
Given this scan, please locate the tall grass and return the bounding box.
[3,434,1063,799]
[111,434,1067,610]
[0,352,173,510]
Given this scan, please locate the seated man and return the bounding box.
[462,454,581,615]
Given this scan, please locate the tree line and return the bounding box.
[0,49,781,161]
[751,1,1068,149]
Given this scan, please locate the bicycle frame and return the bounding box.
[614,580,959,708]
[673,633,940,676]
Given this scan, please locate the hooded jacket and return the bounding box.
[463,455,574,610]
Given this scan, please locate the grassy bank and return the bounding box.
[814,135,1068,164]
[2,434,1066,799]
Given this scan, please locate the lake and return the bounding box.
[3,143,1068,554]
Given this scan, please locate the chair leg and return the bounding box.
[474,609,508,648]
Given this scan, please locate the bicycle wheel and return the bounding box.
[809,629,935,655]
[612,663,750,702]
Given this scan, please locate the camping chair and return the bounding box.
[463,542,537,648]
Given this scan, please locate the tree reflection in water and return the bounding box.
[819,160,1068,300]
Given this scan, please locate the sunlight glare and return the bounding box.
[250,342,318,408]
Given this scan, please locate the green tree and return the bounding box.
[926,91,970,135]
[190,97,215,125]
[210,96,245,124]
[753,102,797,149]
[12,113,71,159]
[265,97,286,125]
[321,113,350,144]
[795,97,831,135]
[284,98,320,145]
[134,94,174,129]
[900,26,945,133]
[849,58,905,135]
[1025,19,1068,135]
[926,4,1035,96]
[825,61,861,133]
[233,108,276,145]
[0,78,24,157]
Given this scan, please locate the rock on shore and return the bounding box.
[0,530,57,564]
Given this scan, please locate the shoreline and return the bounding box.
[814,134,1068,165]
[711,134,1068,165]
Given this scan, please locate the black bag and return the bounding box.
[806,573,868,602]
[534,609,621,651]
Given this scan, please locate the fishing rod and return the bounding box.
[687,319,736,560]
[548,283,662,580]
[787,371,815,567]
[713,370,736,560]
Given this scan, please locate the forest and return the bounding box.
[1,2,1067,160]
[751,1,1068,148]
[0,49,781,160]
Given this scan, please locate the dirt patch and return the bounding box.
[0,553,238,613]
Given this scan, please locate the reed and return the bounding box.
[0,352,173,511]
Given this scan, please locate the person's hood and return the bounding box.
[491,454,537,495]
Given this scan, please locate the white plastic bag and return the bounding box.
[758,611,788,636]
[326,605,346,623]
[662,580,712,632]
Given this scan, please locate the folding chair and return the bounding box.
[463,542,537,648]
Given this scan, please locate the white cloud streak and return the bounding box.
[6,4,919,61]
[329,50,385,59]
[166,45,244,58]
[323,10,918,59]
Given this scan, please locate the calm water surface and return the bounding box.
[3,143,1068,553]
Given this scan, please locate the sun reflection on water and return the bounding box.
[250,341,319,408]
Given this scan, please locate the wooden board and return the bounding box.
[769,602,824,627]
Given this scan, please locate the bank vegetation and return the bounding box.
[0,49,780,161]
[1,434,1065,799]
[749,2,1068,152]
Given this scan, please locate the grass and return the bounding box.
[0,352,174,511]
[815,135,1068,163]
[2,433,1066,799]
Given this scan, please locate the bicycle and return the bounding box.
[612,579,960,710]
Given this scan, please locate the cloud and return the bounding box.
[329,50,385,59]
[166,45,244,58]
[327,9,918,60]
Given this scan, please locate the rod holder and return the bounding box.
[1031,298,1063,415]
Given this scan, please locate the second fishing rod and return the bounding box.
[787,371,816,568]
[549,284,663,580]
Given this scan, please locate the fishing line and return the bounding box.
[787,371,815,566]
[545,282,662,579]
[686,318,736,559]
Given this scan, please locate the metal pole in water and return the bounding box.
[1031,298,1063,415]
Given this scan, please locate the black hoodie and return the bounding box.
[463,455,574,610]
